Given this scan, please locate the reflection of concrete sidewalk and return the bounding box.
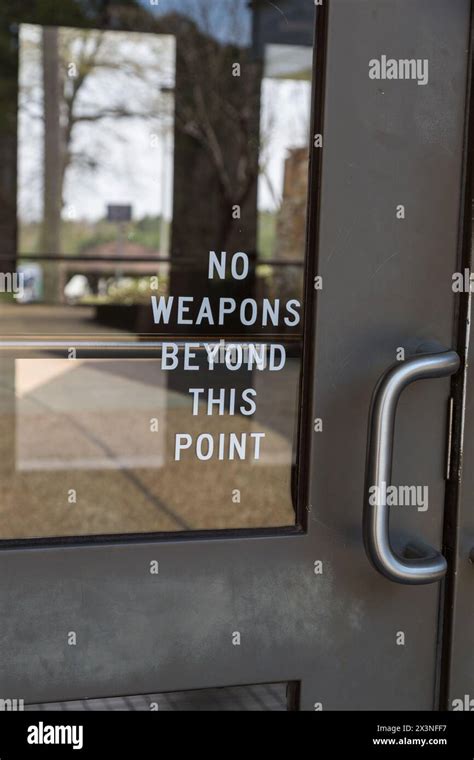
[16,360,168,471]
[15,357,297,471]
[0,303,131,337]
[0,357,298,538]
[0,304,300,537]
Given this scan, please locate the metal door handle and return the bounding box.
[363,346,460,584]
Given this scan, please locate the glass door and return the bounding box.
[0,0,470,711]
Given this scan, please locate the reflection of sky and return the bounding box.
[18,23,311,224]
[259,77,311,211]
[139,0,252,46]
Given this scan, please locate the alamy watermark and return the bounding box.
[452,695,474,711]
[452,269,474,292]
[0,272,24,300]
[0,697,24,711]
[368,482,429,512]
[27,722,83,750]
[369,56,429,86]
[206,340,270,369]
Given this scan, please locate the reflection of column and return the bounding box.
[166,27,263,413]
[159,130,167,256]
[40,27,62,303]
[0,25,24,509]
[0,24,17,280]
[159,86,174,259]
[0,359,16,476]
[58,262,67,304]
[168,28,262,336]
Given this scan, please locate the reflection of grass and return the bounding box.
[258,211,277,260]
[75,222,117,254]
[0,292,16,303]
[133,216,168,251]
[19,216,164,257]
[20,213,273,259]
[18,221,41,255]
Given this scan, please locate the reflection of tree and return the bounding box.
[60,30,106,195]
[59,28,171,194]
[19,24,172,252]
[13,0,307,301]
[176,35,260,251]
[18,22,173,299]
[174,4,261,254]
[22,3,277,263]
[150,3,262,295]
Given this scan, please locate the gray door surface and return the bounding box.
[0,0,470,710]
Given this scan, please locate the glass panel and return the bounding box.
[25,683,292,711]
[0,1,316,538]
[0,355,297,536]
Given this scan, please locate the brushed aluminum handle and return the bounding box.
[363,346,460,584]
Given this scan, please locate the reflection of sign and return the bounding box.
[107,204,132,223]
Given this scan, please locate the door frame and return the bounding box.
[440,0,474,711]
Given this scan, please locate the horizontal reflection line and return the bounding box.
[1,255,304,267]
[0,340,297,349]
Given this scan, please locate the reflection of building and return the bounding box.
[251,0,315,56]
[274,147,308,262]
